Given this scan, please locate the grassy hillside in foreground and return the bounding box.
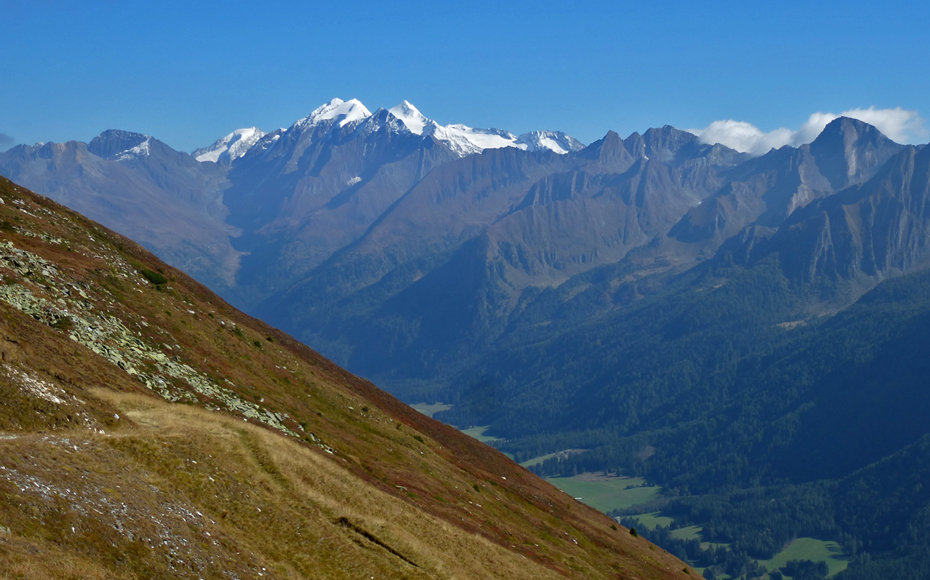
[0,175,693,579]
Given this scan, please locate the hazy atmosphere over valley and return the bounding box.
[2,1,930,579]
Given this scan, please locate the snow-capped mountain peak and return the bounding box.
[296,98,372,130]
[194,99,585,165]
[388,100,430,135]
[193,127,266,163]
[87,130,153,161]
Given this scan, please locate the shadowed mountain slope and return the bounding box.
[254,128,748,380]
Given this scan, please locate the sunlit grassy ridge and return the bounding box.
[0,176,692,579]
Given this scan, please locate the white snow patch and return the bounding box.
[387,101,584,157]
[193,127,267,163]
[115,137,151,162]
[515,131,584,155]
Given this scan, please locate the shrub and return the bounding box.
[139,268,167,285]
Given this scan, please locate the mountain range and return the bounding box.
[4,99,930,578]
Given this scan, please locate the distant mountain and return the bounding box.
[218,101,462,307]
[212,99,586,309]
[669,117,903,245]
[0,175,692,579]
[6,112,911,390]
[0,131,239,289]
[424,119,924,439]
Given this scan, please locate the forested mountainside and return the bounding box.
[464,145,930,577]
[0,176,692,579]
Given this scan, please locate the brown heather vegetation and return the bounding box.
[0,175,691,579]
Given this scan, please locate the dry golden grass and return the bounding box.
[95,390,577,580]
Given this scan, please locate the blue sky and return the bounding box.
[1,0,928,153]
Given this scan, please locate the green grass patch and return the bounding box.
[757,537,848,577]
[520,451,564,468]
[545,473,661,513]
[410,402,453,418]
[459,425,500,443]
[670,525,702,541]
[627,512,674,530]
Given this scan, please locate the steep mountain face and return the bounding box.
[87,129,152,160]
[0,133,239,289]
[0,176,692,580]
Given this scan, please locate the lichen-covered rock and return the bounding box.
[0,240,304,442]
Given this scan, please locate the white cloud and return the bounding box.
[687,107,928,157]
[838,107,928,144]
